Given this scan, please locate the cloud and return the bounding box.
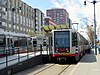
[51,0,100,38]
[51,0,100,28]
[51,0,86,25]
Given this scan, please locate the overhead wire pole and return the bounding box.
[56,0,63,7]
[72,23,79,31]
[84,0,100,55]
[93,0,97,55]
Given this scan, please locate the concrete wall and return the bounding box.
[0,55,44,75]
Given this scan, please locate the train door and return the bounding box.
[5,35,14,54]
[6,36,14,48]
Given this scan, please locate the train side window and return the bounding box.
[18,38,27,46]
[10,38,13,46]
[0,38,4,45]
[7,38,10,46]
[72,33,78,46]
[75,33,78,45]
[72,33,75,46]
[14,41,19,47]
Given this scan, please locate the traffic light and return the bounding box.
[84,1,87,5]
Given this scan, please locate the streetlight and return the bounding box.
[11,7,21,32]
[84,0,100,55]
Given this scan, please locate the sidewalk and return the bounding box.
[70,49,100,75]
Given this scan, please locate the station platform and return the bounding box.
[14,48,100,75]
[70,48,100,75]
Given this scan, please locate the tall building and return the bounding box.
[0,0,44,36]
[46,8,70,27]
[34,8,44,34]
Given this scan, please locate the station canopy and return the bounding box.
[42,25,68,32]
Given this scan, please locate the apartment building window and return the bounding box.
[28,19,30,25]
[26,18,28,24]
[31,21,33,27]
[23,28,25,31]
[23,17,25,25]
[17,26,19,30]
[2,14,6,19]
[14,25,15,30]
[0,13,1,16]
[17,14,19,24]
[2,7,6,12]
[2,22,6,26]
[9,24,11,28]
[8,11,11,21]
[0,21,2,25]
[20,16,22,24]
[20,27,22,31]
[0,6,1,10]
[26,29,28,32]
[26,18,27,24]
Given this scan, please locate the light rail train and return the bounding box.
[0,31,46,57]
[48,29,90,62]
[0,31,32,56]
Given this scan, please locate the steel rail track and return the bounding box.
[34,64,55,75]
[58,65,70,75]
[34,64,70,75]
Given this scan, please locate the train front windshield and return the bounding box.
[54,31,70,53]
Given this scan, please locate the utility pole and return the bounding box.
[84,0,100,55]
[93,0,97,55]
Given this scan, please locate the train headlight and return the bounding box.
[55,48,59,52]
[75,49,78,53]
[66,48,69,52]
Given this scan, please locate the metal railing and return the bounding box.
[0,44,49,70]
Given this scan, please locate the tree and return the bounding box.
[86,25,94,45]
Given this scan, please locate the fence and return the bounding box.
[0,44,49,70]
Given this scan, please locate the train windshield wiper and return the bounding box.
[55,41,60,47]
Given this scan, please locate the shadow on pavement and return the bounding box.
[80,50,97,63]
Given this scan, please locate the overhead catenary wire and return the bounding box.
[56,0,63,7]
